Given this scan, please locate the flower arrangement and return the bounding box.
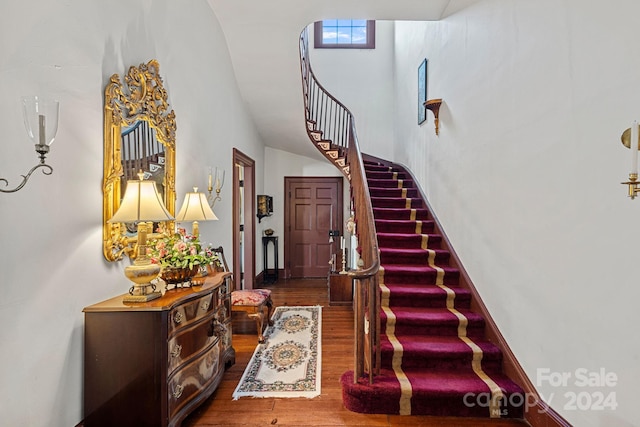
[148,227,217,270]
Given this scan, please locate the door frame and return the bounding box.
[284,176,343,279]
[232,148,256,290]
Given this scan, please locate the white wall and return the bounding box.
[0,1,263,426]
[261,147,347,271]
[310,21,396,160]
[393,1,640,425]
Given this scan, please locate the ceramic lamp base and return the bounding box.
[123,258,162,303]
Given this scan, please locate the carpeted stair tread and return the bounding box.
[366,170,410,180]
[381,264,460,285]
[369,187,419,198]
[371,196,423,209]
[367,178,415,188]
[383,283,471,308]
[381,307,485,328]
[377,232,442,249]
[380,246,449,265]
[341,370,524,418]
[372,207,430,220]
[375,219,435,234]
[380,335,504,372]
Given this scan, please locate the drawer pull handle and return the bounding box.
[171,344,182,358]
[173,384,184,399]
[201,301,210,310]
[173,312,183,324]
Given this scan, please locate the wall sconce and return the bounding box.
[207,167,225,208]
[1,96,59,193]
[621,121,640,199]
[107,172,174,302]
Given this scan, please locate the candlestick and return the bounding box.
[208,168,213,192]
[340,236,344,249]
[632,120,638,174]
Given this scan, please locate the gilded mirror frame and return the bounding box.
[103,59,176,262]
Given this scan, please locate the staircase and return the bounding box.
[298,27,527,421]
[340,160,525,418]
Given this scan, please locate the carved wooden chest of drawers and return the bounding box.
[83,272,234,427]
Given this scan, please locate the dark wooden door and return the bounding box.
[285,177,343,278]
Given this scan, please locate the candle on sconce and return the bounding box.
[632,120,639,175]
[207,167,213,192]
[38,114,45,146]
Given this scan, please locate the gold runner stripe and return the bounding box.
[392,171,398,179]
[415,220,422,235]
[405,198,412,209]
[397,179,404,189]
[425,253,504,418]
[401,188,407,198]
[410,209,417,221]
[379,267,413,415]
[460,336,505,418]
[421,234,430,250]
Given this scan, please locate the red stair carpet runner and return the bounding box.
[341,160,525,419]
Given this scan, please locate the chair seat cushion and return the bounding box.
[232,289,272,306]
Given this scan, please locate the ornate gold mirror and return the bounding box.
[103,59,176,262]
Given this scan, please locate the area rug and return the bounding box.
[232,305,322,399]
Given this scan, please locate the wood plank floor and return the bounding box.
[182,278,530,427]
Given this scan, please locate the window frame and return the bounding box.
[313,20,376,49]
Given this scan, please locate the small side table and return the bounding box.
[328,273,353,306]
[262,236,278,284]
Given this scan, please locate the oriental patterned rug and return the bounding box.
[232,305,321,399]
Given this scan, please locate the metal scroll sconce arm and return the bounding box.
[2,96,59,193]
[0,161,53,193]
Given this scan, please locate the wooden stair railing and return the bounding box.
[299,27,381,383]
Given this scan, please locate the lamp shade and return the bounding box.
[108,179,174,223]
[175,189,218,222]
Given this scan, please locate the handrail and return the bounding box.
[299,27,381,383]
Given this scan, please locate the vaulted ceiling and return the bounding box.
[206,0,480,160]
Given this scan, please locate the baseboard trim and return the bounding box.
[362,154,571,427]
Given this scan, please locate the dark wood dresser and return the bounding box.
[83,272,234,427]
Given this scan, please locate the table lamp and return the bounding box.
[175,187,218,237]
[108,171,174,302]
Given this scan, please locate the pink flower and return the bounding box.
[173,241,187,252]
[189,245,197,255]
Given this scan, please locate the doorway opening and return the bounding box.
[233,149,256,290]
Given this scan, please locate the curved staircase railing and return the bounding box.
[299,27,380,382]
